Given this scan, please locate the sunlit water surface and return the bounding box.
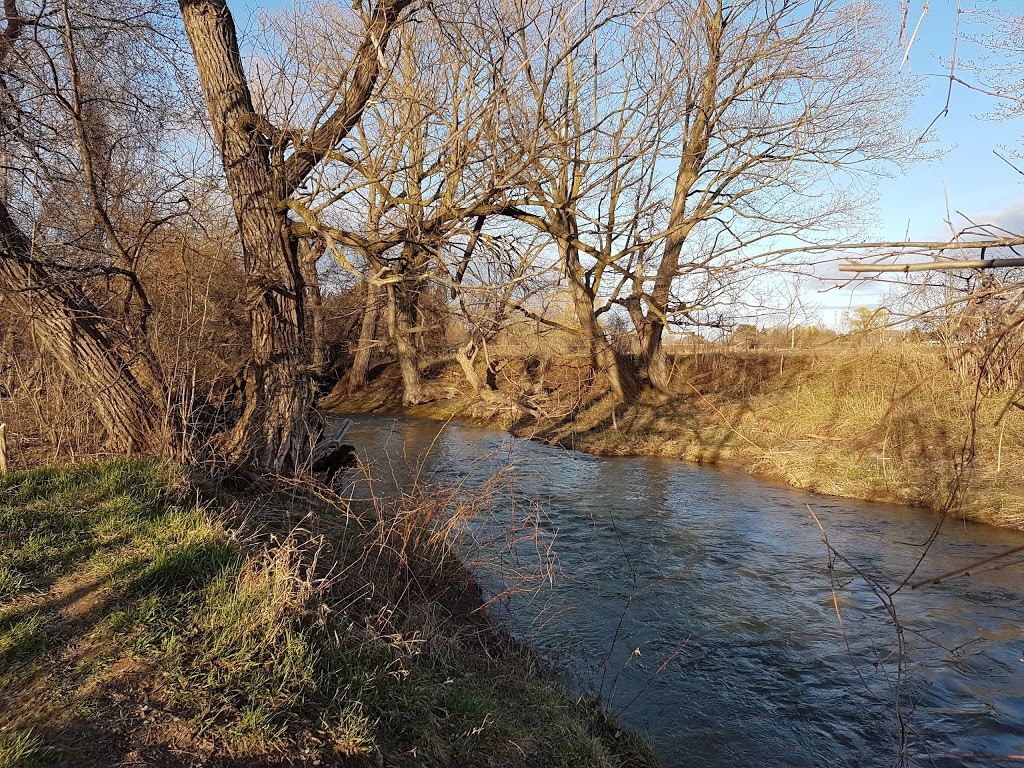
[335,415,1024,768]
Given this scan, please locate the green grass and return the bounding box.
[0,729,46,768]
[0,459,657,767]
[0,459,186,592]
[0,612,52,660]
[0,565,28,600]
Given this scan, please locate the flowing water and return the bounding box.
[337,414,1024,768]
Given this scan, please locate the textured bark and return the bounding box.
[0,201,166,453]
[180,0,313,470]
[557,215,633,403]
[300,239,326,373]
[641,321,671,392]
[380,243,432,405]
[385,279,424,405]
[179,0,411,470]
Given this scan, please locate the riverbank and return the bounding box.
[338,415,1024,767]
[323,346,1024,530]
[0,459,657,767]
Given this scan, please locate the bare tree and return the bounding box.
[274,6,531,405]
[622,0,922,391]
[474,0,920,400]
[830,4,1024,398]
[491,0,664,402]
[1,0,186,452]
[177,0,414,467]
[2,0,417,468]
[967,6,1024,128]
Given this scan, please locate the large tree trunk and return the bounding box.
[382,244,431,406]
[0,201,167,454]
[180,0,315,471]
[385,278,425,405]
[640,319,671,392]
[179,0,411,470]
[620,291,672,390]
[640,0,724,394]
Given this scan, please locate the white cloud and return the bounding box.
[964,196,1024,239]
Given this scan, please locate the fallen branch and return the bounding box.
[839,258,1024,273]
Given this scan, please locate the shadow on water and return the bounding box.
[336,414,1024,768]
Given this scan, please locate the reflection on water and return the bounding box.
[337,415,1024,768]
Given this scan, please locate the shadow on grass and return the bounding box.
[0,460,243,768]
[127,537,241,598]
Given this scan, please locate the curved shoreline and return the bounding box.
[323,368,1024,532]
[0,459,659,767]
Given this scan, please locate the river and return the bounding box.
[336,414,1024,768]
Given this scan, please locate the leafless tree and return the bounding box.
[1,0,187,453]
[175,0,417,468]
[9,0,1017,469]
[272,5,535,405]
[489,0,665,402]
[834,2,1024,392]
[623,0,923,391]
[2,0,418,469]
[478,0,921,399]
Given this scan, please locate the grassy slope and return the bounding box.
[0,460,657,768]
[324,346,1023,530]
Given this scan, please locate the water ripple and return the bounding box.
[341,415,1024,768]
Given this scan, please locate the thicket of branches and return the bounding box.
[1,0,1021,471]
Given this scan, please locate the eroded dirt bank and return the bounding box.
[323,348,1024,530]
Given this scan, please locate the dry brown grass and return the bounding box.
[327,343,1024,530]
[587,346,1024,528]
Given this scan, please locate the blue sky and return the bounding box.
[792,0,1024,326]
[874,0,1023,242]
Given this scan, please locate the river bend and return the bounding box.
[337,415,1024,768]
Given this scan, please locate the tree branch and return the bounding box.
[839,257,1024,273]
[279,0,415,196]
[1,0,23,53]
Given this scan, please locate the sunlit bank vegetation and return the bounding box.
[0,460,656,767]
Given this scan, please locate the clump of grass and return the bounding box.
[0,566,27,600]
[0,612,51,661]
[0,459,657,767]
[0,728,46,768]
